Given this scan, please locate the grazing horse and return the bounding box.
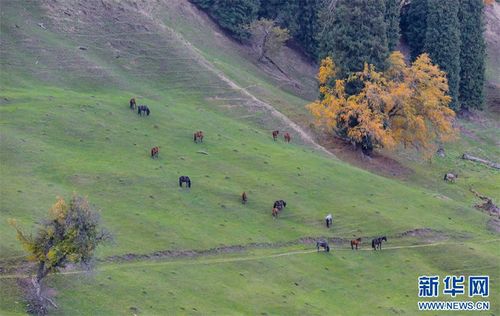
[325,214,333,228]
[284,132,291,143]
[351,238,361,250]
[193,131,204,143]
[273,200,287,211]
[272,207,279,218]
[316,240,330,252]
[444,173,457,183]
[129,98,137,110]
[179,176,191,188]
[371,236,387,251]
[137,105,150,116]
[272,130,279,141]
[241,192,247,204]
[150,146,159,159]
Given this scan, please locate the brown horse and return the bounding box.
[194,131,204,143]
[129,98,136,110]
[272,207,279,218]
[241,192,247,204]
[151,146,159,159]
[272,130,279,141]
[350,238,361,250]
[284,132,291,143]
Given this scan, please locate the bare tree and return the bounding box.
[246,18,290,62]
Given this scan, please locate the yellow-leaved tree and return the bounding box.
[9,195,110,314]
[307,52,458,156]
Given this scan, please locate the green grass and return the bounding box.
[0,1,499,315]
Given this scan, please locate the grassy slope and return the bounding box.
[0,1,498,315]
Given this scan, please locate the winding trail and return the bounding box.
[138,5,336,158]
[2,239,498,280]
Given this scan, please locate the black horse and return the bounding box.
[316,240,330,252]
[137,105,150,116]
[273,200,287,211]
[371,236,387,251]
[179,176,191,188]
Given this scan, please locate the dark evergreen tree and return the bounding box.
[190,0,260,39]
[294,0,321,58]
[424,0,461,110]
[458,0,486,110]
[259,0,298,29]
[400,0,428,60]
[319,0,389,77]
[259,0,320,58]
[385,0,400,51]
[317,3,335,61]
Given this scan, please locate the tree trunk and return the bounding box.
[36,261,46,284]
[32,276,42,297]
[462,153,500,169]
[259,29,270,61]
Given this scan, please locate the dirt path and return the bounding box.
[134,5,335,158]
[2,238,498,280]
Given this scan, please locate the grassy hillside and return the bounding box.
[0,0,499,315]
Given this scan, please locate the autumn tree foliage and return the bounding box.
[10,195,110,314]
[307,52,458,156]
[246,18,290,61]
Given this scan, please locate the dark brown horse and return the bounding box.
[350,238,361,250]
[284,132,291,143]
[194,131,204,143]
[129,98,136,110]
[151,146,159,159]
[241,192,247,204]
[272,130,279,141]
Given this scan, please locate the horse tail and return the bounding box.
[372,239,375,249]
[444,174,447,181]
[351,241,354,250]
